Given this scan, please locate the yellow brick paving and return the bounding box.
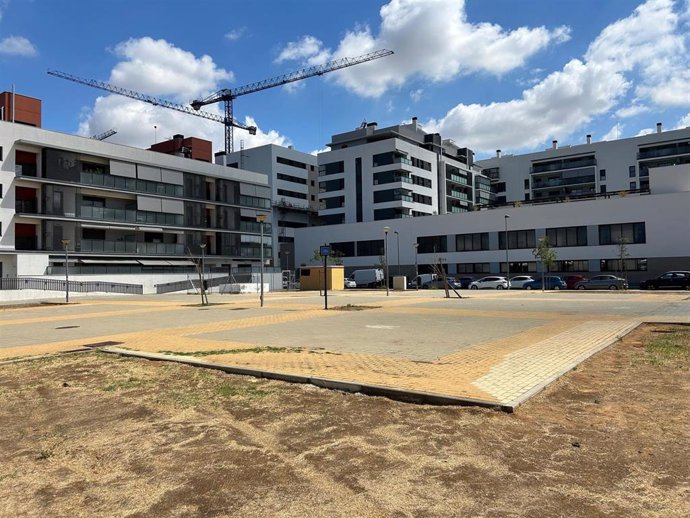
[2,292,688,407]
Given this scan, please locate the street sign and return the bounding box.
[320,245,331,257]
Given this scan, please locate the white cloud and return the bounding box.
[79,37,289,153]
[225,27,247,41]
[426,0,689,153]
[638,74,690,106]
[409,88,423,102]
[601,123,624,141]
[675,112,690,128]
[615,103,650,118]
[109,37,232,102]
[275,35,330,66]
[277,0,569,97]
[0,35,37,56]
[0,0,8,23]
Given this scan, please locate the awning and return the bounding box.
[137,259,195,266]
[79,259,140,265]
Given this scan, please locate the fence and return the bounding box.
[154,275,231,294]
[0,277,143,295]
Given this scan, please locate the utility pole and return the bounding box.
[394,230,400,277]
[257,214,267,307]
[504,214,511,288]
[61,239,71,303]
[414,242,419,291]
[384,226,390,295]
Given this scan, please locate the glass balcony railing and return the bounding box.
[531,159,596,174]
[80,239,185,255]
[532,175,595,189]
[79,206,184,226]
[15,164,37,177]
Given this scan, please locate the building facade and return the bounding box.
[295,126,690,285]
[218,144,319,271]
[316,119,491,225]
[0,120,272,278]
[476,124,690,205]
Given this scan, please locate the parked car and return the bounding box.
[523,276,567,290]
[350,269,384,288]
[457,276,475,289]
[639,271,690,290]
[421,276,462,290]
[344,278,357,288]
[564,274,587,290]
[509,275,534,289]
[575,275,628,290]
[469,276,509,290]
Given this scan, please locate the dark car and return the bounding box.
[564,274,586,290]
[523,276,567,290]
[425,277,462,290]
[575,275,628,290]
[640,271,690,290]
[457,276,474,289]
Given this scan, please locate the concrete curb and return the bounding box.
[101,347,514,412]
[505,320,642,410]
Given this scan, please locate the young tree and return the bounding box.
[616,237,630,287]
[532,237,557,291]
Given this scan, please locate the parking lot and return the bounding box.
[2,288,689,409]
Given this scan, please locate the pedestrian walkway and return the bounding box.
[1,291,688,409]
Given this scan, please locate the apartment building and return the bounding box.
[0,119,272,279]
[316,119,491,225]
[218,144,319,271]
[476,124,690,205]
[295,125,690,284]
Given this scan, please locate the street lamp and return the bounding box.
[504,214,510,288]
[414,242,419,291]
[383,226,390,296]
[256,214,267,307]
[61,239,71,303]
[200,243,206,302]
[394,230,400,277]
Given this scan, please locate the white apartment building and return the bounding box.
[295,125,690,285]
[476,123,690,205]
[0,120,272,280]
[316,119,491,225]
[218,144,319,271]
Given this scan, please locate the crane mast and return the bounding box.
[192,49,394,153]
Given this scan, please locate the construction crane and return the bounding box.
[47,69,258,145]
[191,49,394,154]
[91,128,117,141]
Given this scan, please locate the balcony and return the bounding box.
[79,206,184,227]
[447,174,469,185]
[15,199,38,213]
[638,142,690,160]
[80,239,185,255]
[15,164,37,177]
[532,175,595,190]
[80,171,183,197]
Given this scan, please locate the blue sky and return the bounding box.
[1,0,689,158]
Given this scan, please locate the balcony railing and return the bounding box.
[15,164,37,177]
[15,199,38,213]
[638,143,690,160]
[80,239,185,255]
[532,175,595,189]
[531,159,596,174]
[79,206,185,226]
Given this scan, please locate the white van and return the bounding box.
[350,269,384,288]
[410,273,438,289]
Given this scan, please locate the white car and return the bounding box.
[509,275,534,289]
[469,276,509,290]
[344,278,357,288]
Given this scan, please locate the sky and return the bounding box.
[1,0,689,159]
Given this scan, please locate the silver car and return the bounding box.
[469,276,509,290]
[575,275,628,290]
[509,275,534,289]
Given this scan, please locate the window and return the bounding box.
[418,235,447,254]
[599,169,606,180]
[319,178,345,192]
[319,196,345,210]
[600,185,607,194]
[629,165,636,177]
[600,258,648,271]
[412,175,432,188]
[499,230,536,250]
[318,161,344,176]
[331,241,355,257]
[0,184,2,198]
[545,226,587,247]
[494,182,506,193]
[630,181,637,190]
[356,239,384,257]
[0,146,3,161]
[277,188,307,200]
[456,233,489,251]
[277,173,307,185]
[524,193,530,201]
[457,263,490,274]
[277,156,307,169]
[410,157,432,171]
[555,260,589,272]
[598,222,646,245]
[412,193,432,205]
[500,262,537,273]
[524,178,530,189]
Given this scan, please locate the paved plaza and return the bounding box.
[1,289,688,410]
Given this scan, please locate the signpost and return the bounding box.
[320,244,331,310]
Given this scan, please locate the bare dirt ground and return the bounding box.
[1,324,688,517]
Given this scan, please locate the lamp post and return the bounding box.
[256,214,267,307]
[414,242,419,291]
[504,214,510,289]
[383,226,390,295]
[394,230,400,277]
[61,239,71,303]
[200,243,206,303]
